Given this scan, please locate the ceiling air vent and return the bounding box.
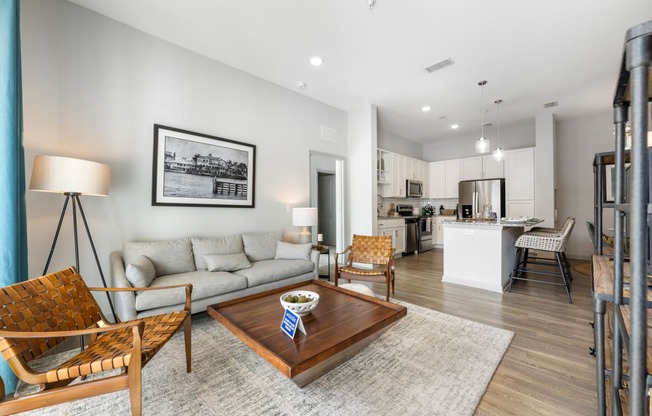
[424,58,455,73]
[543,101,558,108]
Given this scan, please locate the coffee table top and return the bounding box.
[207,280,406,385]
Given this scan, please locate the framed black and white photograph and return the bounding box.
[152,124,255,207]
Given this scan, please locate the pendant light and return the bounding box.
[492,99,504,161]
[475,80,490,154]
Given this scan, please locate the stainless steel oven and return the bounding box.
[417,216,433,252]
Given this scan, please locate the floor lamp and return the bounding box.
[30,155,116,320]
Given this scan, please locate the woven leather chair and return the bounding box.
[334,235,395,301]
[0,267,192,415]
[508,217,575,303]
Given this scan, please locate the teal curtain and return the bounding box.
[0,0,27,394]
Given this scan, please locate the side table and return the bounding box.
[312,244,330,279]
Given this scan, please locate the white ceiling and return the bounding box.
[66,0,652,144]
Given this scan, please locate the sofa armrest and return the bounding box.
[310,249,320,279]
[110,250,137,322]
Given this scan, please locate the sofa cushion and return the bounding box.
[274,241,311,261]
[242,231,283,262]
[234,259,314,287]
[125,255,156,290]
[191,235,244,271]
[134,271,247,312]
[205,253,251,272]
[123,239,195,277]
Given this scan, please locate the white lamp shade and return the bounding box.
[292,207,318,226]
[30,155,110,196]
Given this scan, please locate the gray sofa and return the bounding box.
[110,231,319,321]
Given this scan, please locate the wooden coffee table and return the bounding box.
[207,280,407,387]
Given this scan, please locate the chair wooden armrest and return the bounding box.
[90,284,193,313]
[0,320,144,339]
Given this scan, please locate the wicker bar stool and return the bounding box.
[508,217,575,303]
[527,216,574,237]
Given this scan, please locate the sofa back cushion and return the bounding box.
[191,235,244,271]
[123,238,195,277]
[242,231,283,262]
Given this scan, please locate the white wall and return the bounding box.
[21,0,348,312]
[423,119,536,161]
[377,129,423,160]
[535,113,556,227]
[556,110,614,259]
[348,105,377,238]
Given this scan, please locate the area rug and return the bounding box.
[19,301,513,416]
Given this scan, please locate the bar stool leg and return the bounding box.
[509,247,521,292]
[556,252,573,303]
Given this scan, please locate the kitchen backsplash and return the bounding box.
[378,197,458,216]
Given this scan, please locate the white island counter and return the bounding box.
[442,219,542,293]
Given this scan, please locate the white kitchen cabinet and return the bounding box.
[378,218,405,254]
[460,156,483,181]
[444,159,460,198]
[482,155,504,179]
[506,200,535,218]
[421,161,430,198]
[505,148,535,200]
[390,154,406,197]
[405,158,417,181]
[428,161,445,198]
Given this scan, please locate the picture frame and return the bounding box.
[152,124,255,208]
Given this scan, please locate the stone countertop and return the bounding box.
[443,218,544,228]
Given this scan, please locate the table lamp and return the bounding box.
[30,155,115,319]
[292,207,318,244]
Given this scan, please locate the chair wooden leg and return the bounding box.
[184,316,192,373]
[391,270,395,294]
[128,328,143,416]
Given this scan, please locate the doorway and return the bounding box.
[310,152,346,253]
[318,173,336,246]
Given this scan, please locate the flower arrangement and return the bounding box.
[421,204,435,216]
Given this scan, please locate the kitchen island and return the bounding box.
[442,218,542,293]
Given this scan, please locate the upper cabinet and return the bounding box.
[505,148,535,200]
[444,159,460,198]
[482,155,504,179]
[378,149,430,198]
[429,159,459,199]
[459,155,504,181]
[460,157,483,181]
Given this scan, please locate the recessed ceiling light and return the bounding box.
[422,106,431,112]
[297,82,307,89]
[451,124,459,129]
[310,56,324,66]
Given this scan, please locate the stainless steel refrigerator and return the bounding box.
[458,178,505,219]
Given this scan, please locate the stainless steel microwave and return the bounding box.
[406,180,423,198]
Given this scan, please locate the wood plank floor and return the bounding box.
[359,249,597,416]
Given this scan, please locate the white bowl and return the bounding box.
[280,290,320,316]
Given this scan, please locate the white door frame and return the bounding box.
[309,151,346,253]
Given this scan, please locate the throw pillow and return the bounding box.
[125,255,156,289]
[205,253,252,272]
[242,231,283,261]
[274,241,312,261]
